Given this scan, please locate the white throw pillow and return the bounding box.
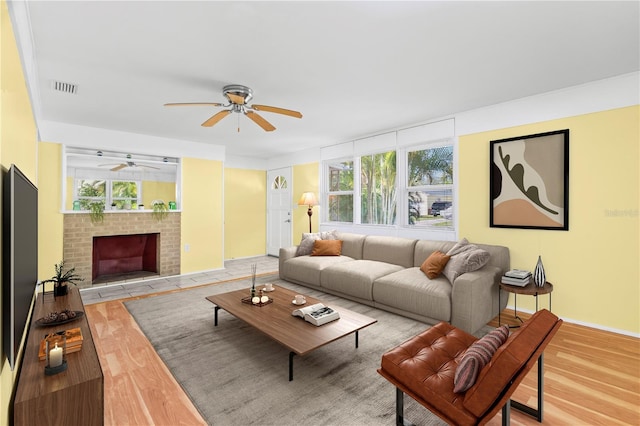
[442,238,491,284]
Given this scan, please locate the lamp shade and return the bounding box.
[298,192,318,206]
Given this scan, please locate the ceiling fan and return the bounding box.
[164,84,302,132]
[100,161,160,172]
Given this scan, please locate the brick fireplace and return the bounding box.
[63,212,180,287]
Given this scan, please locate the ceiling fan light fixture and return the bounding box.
[165,84,302,132]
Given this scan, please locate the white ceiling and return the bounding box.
[13,1,640,159]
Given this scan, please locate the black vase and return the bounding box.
[54,284,69,296]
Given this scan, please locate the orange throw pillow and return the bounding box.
[420,251,451,279]
[311,240,343,256]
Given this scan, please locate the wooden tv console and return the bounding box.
[13,286,104,426]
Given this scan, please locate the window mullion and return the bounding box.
[354,156,361,225]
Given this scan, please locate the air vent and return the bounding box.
[51,80,78,94]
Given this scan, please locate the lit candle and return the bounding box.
[260,295,269,303]
[49,342,63,368]
[251,296,260,304]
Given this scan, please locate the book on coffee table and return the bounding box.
[292,303,340,326]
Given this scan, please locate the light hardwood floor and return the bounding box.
[85,283,640,426]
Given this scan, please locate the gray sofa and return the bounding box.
[279,232,510,335]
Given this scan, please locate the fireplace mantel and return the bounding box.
[63,212,180,287]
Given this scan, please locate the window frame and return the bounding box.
[324,157,355,223]
[402,140,455,230]
[75,178,141,210]
[321,137,456,233]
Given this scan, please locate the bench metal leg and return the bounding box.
[510,353,544,422]
[502,399,511,426]
[395,388,415,426]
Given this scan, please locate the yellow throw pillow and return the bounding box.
[420,251,451,279]
[311,240,343,256]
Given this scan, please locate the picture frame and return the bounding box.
[490,129,569,230]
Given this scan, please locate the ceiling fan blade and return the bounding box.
[164,102,224,107]
[111,164,127,171]
[226,93,246,105]
[201,110,232,127]
[245,111,276,132]
[139,165,160,170]
[251,104,303,118]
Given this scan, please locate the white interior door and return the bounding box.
[267,167,292,256]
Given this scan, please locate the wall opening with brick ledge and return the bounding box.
[63,212,180,287]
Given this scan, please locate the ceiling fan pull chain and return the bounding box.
[237,114,240,133]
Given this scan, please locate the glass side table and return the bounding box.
[499,281,553,327]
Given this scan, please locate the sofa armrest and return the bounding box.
[450,265,503,334]
[279,246,298,279]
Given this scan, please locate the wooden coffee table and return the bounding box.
[206,284,377,381]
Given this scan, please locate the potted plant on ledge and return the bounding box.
[152,200,169,222]
[42,261,84,297]
[89,201,105,224]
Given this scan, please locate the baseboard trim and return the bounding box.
[504,305,639,338]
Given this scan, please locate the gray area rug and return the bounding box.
[124,275,460,426]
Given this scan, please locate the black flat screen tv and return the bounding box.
[2,164,38,371]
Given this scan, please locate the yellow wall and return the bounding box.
[293,162,319,243]
[38,143,64,280]
[1,0,38,422]
[180,157,224,273]
[141,180,175,208]
[224,168,267,259]
[459,106,639,334]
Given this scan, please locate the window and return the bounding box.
[111,180,139,209]
[406,144,453,228]
[326,159,354,222]
[76,179,106,210]
[75,179,140,210]
[322,138,455,231]
[361,151,396,225]
[272,175,287,189]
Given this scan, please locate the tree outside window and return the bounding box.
[76,179,106,210]
[76,179,139,210]
[111,181,138,209]
[361,151,396,225]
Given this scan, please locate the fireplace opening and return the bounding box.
[92,233,159,284]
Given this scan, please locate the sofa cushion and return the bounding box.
[295,233,321,256]
[321,260,403,301]
[413,240,456,267]
[373,268,452,322]
[295,230,338,256]
[362,235,417,268]
[283,255,354,286]
[453,325,509,393]
[420,251,451,279]
[442,238,490,284]
[311,240,343,256]
[335,232,366,260]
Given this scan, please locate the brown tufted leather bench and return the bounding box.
[378,309,562,425]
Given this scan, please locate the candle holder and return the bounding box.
[44,333,68,375]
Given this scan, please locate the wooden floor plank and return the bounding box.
[85,301,206,426]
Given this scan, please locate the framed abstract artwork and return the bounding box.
[490,129,569,230]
